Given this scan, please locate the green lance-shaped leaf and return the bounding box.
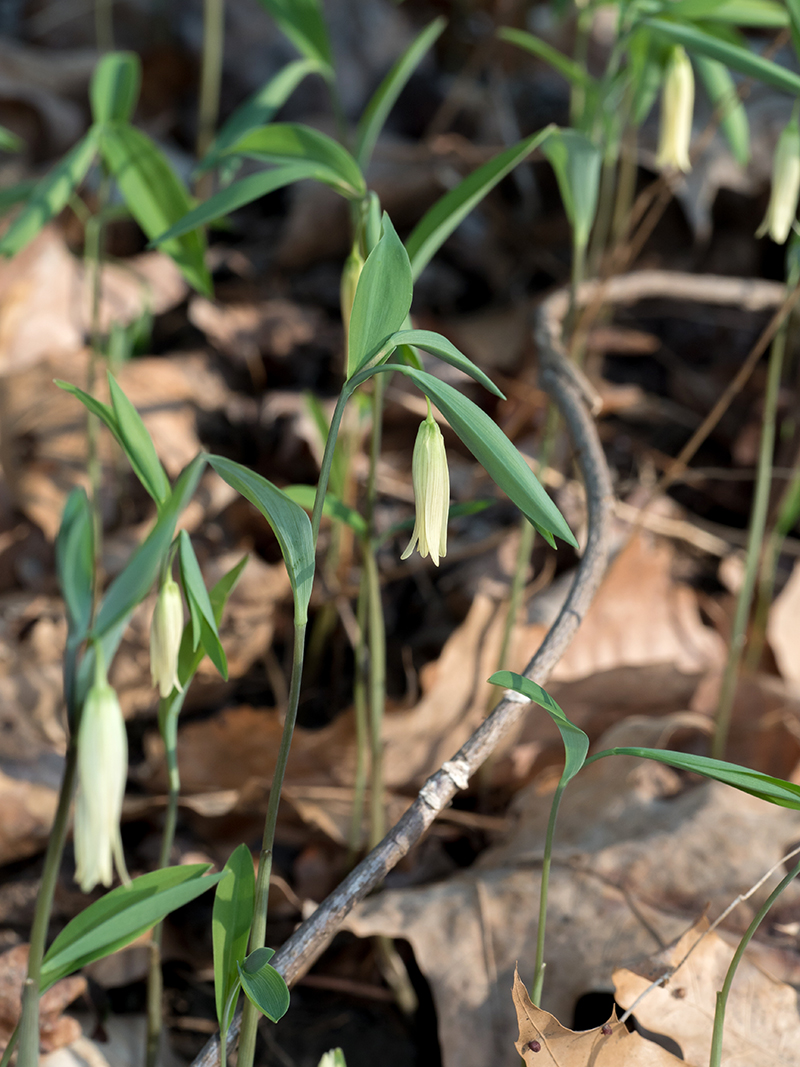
[497,27,596,90]
[206,454,314,624]
[348,213,413,377]
[178,529,228,678]
[694,54,750,166]
[92,454,206,638]
[666,0,788,27]
[406,125,554,280]
[153,163,329,244]
[789,0,800,57]
[283,484,368,537]
[0,179,36,215]
[90,51,141,125]
[0,127,99,257]
[257,0,333,72]
[489,671,588,786]
[593,747,800,810]
[56,489,94,640]
[355,16,446,170]
[99,123,211,295]
[0,124,23,153]
[107,372,171,507]
[213,844,255,1033]
[202,58,321,171]
[238,947,290,1023]
[223,123,365,199]
[40,865,223,991]
[383,329,504,398]
[174,555,247,693]
[541,128,602,252]
[628,26,667,128]
[353,365,577,549]
[644,18,800,96]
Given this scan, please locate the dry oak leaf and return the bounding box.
[0,944,86,1052]
[614,918,800,1066]
[513,968,687,1065]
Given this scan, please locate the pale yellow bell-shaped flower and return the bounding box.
[401,411,450,566]
[74,669,129,892]
[656,46,694,174]
[150,577,184,699]
[757,118,800,244]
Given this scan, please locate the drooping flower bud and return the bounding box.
[74,665,129,892]
[757,118,800,244]
[656,46,694,174]
[150,577,184,699]
[401,411,450,567]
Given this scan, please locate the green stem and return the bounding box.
[0,1025,18,1067]
[531,781,565,1007]
[311,390,351,548]
[18,740,80,1067]
[145,691,185,1067]
[237,620,307,1067]
[709,856,800,1066]
[347,567,370,862]
[587,152,618,279]
[713,319,787,758]
[196,0,225,165]
[364,544,386,849]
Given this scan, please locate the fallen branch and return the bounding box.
[190,283,615,1067]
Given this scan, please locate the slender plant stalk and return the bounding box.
[84,174,111,600]
[709,856,800,1066]
[347,569,370,861]
[196,0,226,184]
[145,690,185,1067]
[530,782,566,1007]
[237,620,307,1067]
[364,544,386,848]
[713,318,788,758]
[587,152,618,279]
[17,742,80,1067]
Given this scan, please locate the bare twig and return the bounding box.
[189,284,615,1067]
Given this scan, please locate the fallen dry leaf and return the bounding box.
[614,919,800,1066]
[768,560,800,689]
[513,967,686,1065]
[0,944,86,1052]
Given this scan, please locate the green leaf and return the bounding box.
[178,530,228,678]
[348,214,413,376]
[666,0,788,26]
[99,123,211,295]
[55,379,124,446]
[355,17,446,170]
[0,128,99,257]
[206,455,314,624]
[385,329,505,398]
[239,947,290,1023]
[628,26,668,128]
[594,747,800,809]
[541,128,602,251]
[93,455,205,637]
[406,126,553,280]
[209,556,248,621]
[152,163,326,244]
[213,844,255,1032]
[283,484,367,537]
[256,0,333,71]
[0,124,23,153]
[489,671,588,785]
[645,18,800,95]
[90,51,141,124]
[788,0,800,56]
[357,365,577,549]
[202,59,321,170]
[694,55,749,165]
[224,124,365,199]
[56,489,94,639]
[107,372,171,507]
[176,556,247,691]
[40,865,222,991]
[497,27,595,89]
[0,179,36,215]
